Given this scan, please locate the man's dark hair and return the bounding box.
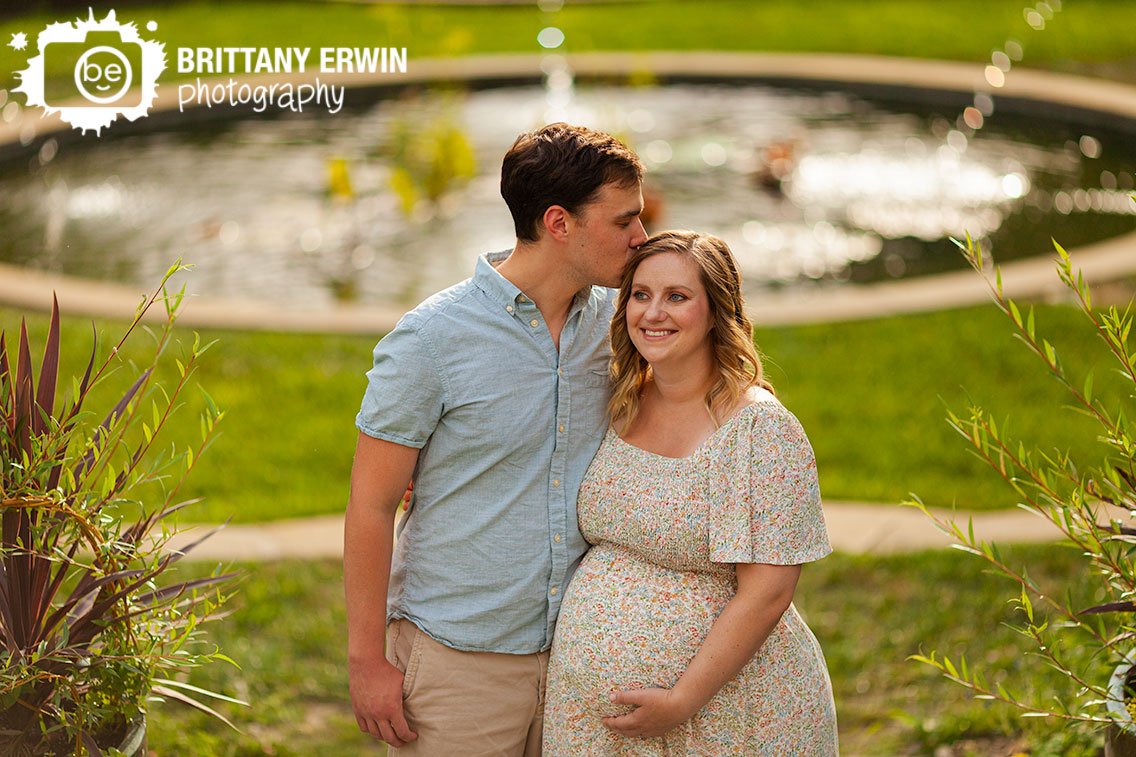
[500,123,644,242]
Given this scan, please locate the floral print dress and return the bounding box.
[544,395,838,756]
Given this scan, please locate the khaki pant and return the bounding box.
[385,618,549,757]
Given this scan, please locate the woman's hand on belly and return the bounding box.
[601,686,699,738]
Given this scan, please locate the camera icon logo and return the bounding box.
[13,10,166,135]
[45,30,143,107]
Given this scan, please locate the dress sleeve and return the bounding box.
[708,401,832,565]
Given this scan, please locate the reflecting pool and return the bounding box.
[1,80,1134,310]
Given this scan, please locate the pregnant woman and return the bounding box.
[544,230,838,755]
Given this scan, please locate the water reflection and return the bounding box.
[0,81,1133,309]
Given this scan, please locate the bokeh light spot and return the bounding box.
[946,130,968,153]
[627,109,655,133]
[1002,173,1027,198]
[644,140,672,165]
[537,27,565,49]
[701,142,727,167]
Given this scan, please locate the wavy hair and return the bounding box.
[608,230,772,430]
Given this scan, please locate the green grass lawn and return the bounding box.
[2,297,1128,523]
[146,545,1105,756]
[4,0,1136,95]
[3,4,1133,754]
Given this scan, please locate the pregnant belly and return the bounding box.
[550,544,733,718]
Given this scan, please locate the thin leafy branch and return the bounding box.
[908,235,1136,733]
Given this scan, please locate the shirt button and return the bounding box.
[530,319,539,327]
[506,305,514,313]
[558,424,565,433]
[552,479,560,487]
[557,368,563,376]
[518,295,527,303]
[550,586,559,596]
[554,533,562,543]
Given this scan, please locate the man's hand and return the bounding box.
[344,434,420,746]
[601,687,697,739]
[349,655,418,747]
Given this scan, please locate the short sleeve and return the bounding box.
[355,318,445,449]
[709,401,832,565]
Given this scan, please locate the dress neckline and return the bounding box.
[609,401,764,461]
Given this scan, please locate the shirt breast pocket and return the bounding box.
[582,368,610,388]
[574,368,612,439]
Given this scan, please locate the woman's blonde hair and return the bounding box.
[608,230,772,430]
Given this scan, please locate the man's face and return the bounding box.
[569,182,648,288]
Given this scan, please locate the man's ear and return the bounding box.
[542,205,572,242]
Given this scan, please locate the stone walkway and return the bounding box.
[166,499,1090,562]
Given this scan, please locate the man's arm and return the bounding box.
[344,432,421,747]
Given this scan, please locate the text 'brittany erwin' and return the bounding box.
[175,47,408,75]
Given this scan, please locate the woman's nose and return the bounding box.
[644,299,666,320]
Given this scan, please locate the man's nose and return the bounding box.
[630,219,648,248]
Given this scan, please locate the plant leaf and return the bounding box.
[1081,601,1136,615]
[32,294,60,435]
[76,321,98,400]
[14,321,34,458]
[152,677,249,706]
[65,587,100,626]
[76,368,153,478]
[0,330,9,388]
[80,731,104,756]
[151,684,243,733]
[134,570,239,609]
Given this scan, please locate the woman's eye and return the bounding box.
[669,293,687,302]
[632,291,648,300]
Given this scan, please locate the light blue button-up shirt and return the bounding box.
[356,251,614,654]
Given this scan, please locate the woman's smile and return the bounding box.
[627,252,713,366]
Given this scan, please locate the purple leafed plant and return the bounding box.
[0,262,243,756]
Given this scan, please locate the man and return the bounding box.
[345,123,647,755]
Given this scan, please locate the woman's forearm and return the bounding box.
[670,563,801,717]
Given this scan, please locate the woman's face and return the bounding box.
[625,252,714,369]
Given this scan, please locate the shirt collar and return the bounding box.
[473,250,523,310]
[474,250,593,314]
